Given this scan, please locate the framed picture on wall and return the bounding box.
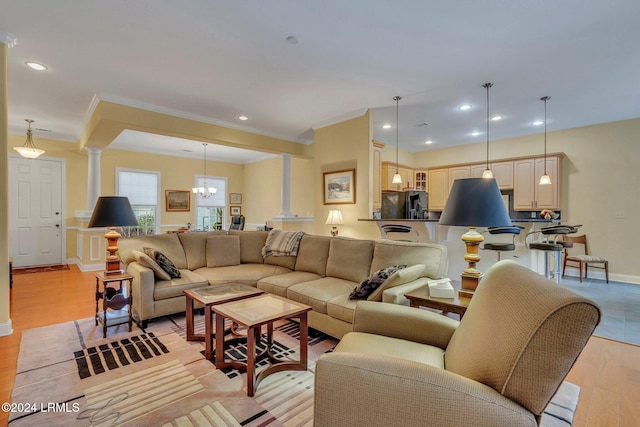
[323,168,356,204]
[230,206,242,216]
[229,193,242,204]
[165,190,190,212]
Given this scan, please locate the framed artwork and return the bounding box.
[230,206,242,216]
[229,193,243,204]
[165,190,190,212]
[323,168,356,205]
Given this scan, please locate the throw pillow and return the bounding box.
[367,264,425,301]
[206,235,241,267]
[132,249,171,281]
[349,265,407,300]
[143,247,181,279]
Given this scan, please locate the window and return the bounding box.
[194,176,226,231]
[116,168,160,237]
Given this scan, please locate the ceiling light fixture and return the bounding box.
[425,140,433,145]
[490,115,503,121]
[481,83,494,179]
[539,96,552,185]
[471,131,480,136]
[14,119,45,159]
[25,61,47,71]
[458,104,472,110]
[192,143,217,198]
[532,120,544,126]
[382,124,391,129]
[238,115,248,121]
[392,96,403,186]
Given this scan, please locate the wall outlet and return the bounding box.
[615,211,625,219]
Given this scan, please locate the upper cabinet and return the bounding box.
[382,162,414,191]
[428,168,449,211]
[414,170,427,191]
[470,161,513,188]
[513,155,561,210]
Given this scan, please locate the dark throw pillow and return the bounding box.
[143,247,181,279]
[349,265,407,300]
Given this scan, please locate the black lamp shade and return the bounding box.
[88,196,139,228]
[439,178,512,227]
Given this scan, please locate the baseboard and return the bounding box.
[0,318,13,336]
[66,258,104,272]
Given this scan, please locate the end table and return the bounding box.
[404,280,470,319]
[95,271,134,338]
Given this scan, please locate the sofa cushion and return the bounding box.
[179,230,227,270]
[368,264,426,302]
[326,293,359,323]
[228,230,268,264]
[132,249,171,281]
[370,240,448,279]
[294,234,331,276]
[326,237,375,283]
[193,263,291,286]
[207,235,241,267]
[287,277,356,314]
[257,271,323,297]
[144,247,181,278]
[350,265,407,300]
[153,269,209,300]
[118,233,187,269]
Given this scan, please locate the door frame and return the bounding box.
[8,154,67,267]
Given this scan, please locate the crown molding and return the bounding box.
[311,108,368,131]
[0,30,17,48]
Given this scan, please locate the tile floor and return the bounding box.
[560,275,640,345]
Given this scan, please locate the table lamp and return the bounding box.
[325,209,344,237]
[439,178,511,297]
[88,196,139,275]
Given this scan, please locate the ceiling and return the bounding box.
[2,1,640,163]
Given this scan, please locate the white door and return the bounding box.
[9,156,64,267]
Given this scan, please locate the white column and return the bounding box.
[277,153,295,218]
[86,146,102,211]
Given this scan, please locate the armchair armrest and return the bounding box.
[314,352,536,427]
[353,301,458,349]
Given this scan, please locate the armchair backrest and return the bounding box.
[444,260,600,418]
[229,215,245,230]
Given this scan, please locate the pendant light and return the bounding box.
[14,119,45,159]
[481,83,494,179]
[539,96,552,185]
[192,143,217,198]
[391,95,403,185]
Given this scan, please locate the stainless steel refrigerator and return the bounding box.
[381,191,428,219]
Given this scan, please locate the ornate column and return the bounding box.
[277,153,295,218]
[86,146,102,211]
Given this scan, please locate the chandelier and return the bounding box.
[14,119,45,159]
[192,143,217,198]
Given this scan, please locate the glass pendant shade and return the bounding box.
[392,173,402,184]
[539,174,551,185]
[14,119,45,159]
[482,168,494,179]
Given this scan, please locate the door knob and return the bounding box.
[55,224,60,228]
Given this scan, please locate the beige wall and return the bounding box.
[414,118,640,281]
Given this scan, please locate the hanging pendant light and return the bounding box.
[481,83,494,179]
[391,95,403,185]
[539,96,552,185]
[14,119,45,159]
[192,143,217,198]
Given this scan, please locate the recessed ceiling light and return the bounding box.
[425,140,433,145]
[382,124,391,129]
[490,115,503,121]
[458,104,472,110]
[238,115,249,121]
[25,61,48,71]
[532,120,544,126]
[471,131,480,136]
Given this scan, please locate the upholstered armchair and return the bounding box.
[229,214,245,230]
[314,260,601,427]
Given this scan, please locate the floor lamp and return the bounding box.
[439,178,512,297]
[88,196,139,275]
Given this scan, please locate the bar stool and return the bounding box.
[482,226,524,261]
[379,224,419,242]
[527,225,580,283]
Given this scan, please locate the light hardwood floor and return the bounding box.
[1,265,639,426]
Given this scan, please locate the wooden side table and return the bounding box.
[404,280,470,319]
[95,271,134,338]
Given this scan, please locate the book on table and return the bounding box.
[427,278,455,298]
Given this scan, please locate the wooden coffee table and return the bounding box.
[184,283,264,360]
[211,294,312,396]
[404,280,470,319]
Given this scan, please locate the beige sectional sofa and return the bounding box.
[118,230,448,338]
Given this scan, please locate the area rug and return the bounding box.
[9,314,579,426]
[12,264,70,274]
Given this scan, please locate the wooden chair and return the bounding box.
[379,224,419,242]
[562,234,609,283]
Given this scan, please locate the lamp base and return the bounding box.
[459,226,484,298]
[330,227,339,237]
[104,227,123,276]
[460,273,482,298]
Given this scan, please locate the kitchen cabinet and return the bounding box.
[448,166,470,190]
[372,141,385,209]
[470,161,513,188]
[428,168,449,211]
[513,155,561,210]
[414,170,427,191]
